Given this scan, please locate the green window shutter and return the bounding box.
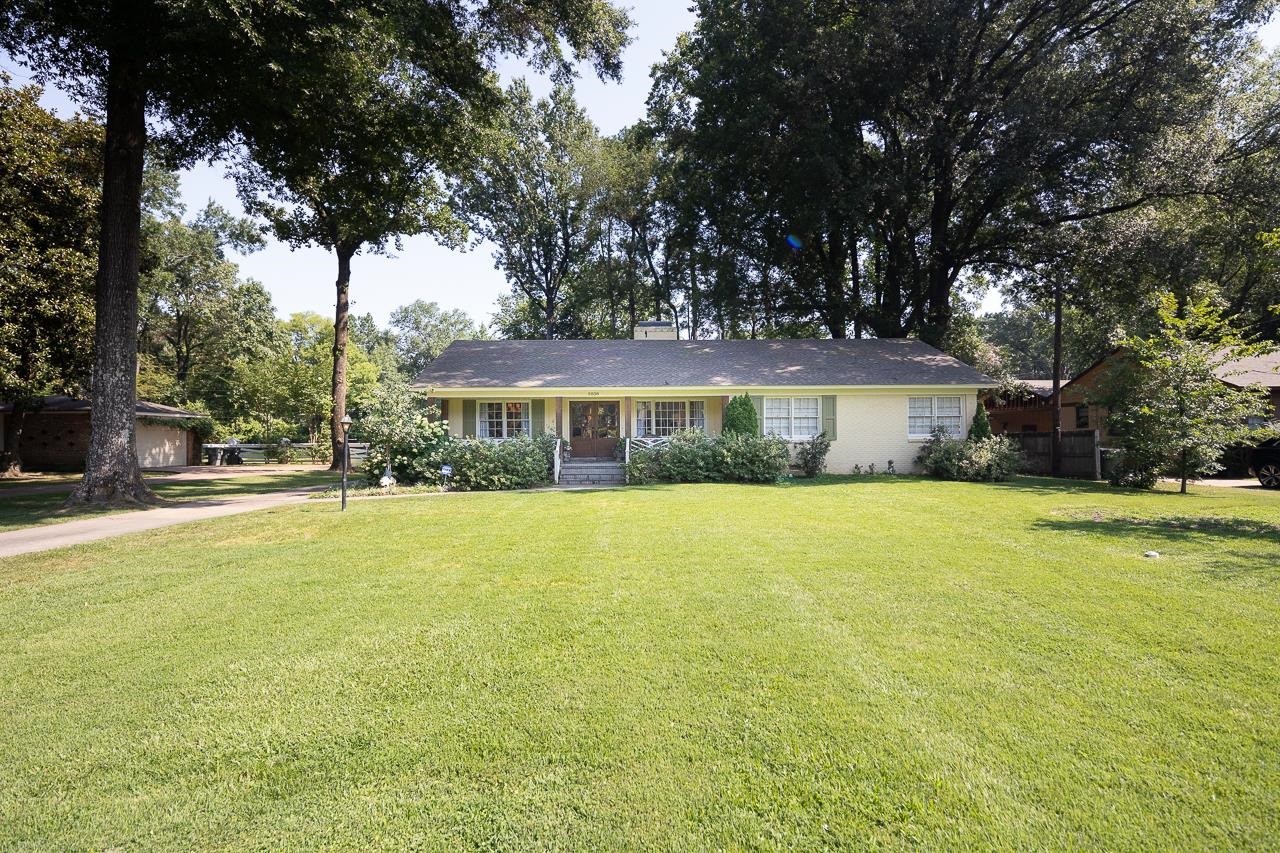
[531,399,545,436]
[750,395,765,435]
[462,399,477,438]
[821,395,837,440]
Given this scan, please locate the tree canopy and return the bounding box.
[0,79,100,474]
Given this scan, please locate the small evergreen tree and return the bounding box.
[722,394,759,436]
[968,403,993,441]
[1101,294,1273,493]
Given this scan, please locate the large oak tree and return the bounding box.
[232,2,631,466]
[0,79,99,475]
[2,0,630,496]
[648,0,1268,343]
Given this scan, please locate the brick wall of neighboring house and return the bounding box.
[18,412,92,471]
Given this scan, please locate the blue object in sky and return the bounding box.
[785,234,803,250]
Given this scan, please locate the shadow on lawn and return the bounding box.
[151,474,338,500]
[1033,513,1280,580]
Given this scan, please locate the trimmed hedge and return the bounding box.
[437,435,557,491]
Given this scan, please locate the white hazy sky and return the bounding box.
[4,6,1278,329]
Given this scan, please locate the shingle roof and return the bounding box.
[1215,352,1280,387]
[0,395,204,418]
[1016,379,1057,397]
[413,338,992,389]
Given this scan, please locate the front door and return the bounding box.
[569,400,620,458]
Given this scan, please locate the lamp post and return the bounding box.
[340,414,353,511]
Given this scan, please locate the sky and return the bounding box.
[4,5,1277,330]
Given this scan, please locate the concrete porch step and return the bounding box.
[558,459,626,486]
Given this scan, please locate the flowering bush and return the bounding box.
[626,431,789,484]
[916,429,1022,482]
[436,435,557,491]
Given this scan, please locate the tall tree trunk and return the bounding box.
[825,221,850,339]
[1,399,30,477]
[689,258,699,340]
[329,248,354,470]
[67,55,152,506]
[849,229,863,339]
[1050,281,1064,478]
[922,160,954,347]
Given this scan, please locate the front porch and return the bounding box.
[432,395,727,461]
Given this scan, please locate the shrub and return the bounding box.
[916,429,1022,482]
[362,414,451,485]
[717,432,790,482]
[626,431,788,484]
[722,394,759,436]
[438,435,555,491]
[968,404,993,441]
[650,430,723,482]
[307,442,333,465]
[1106,447,1161,489]
[794,432,832,477]
[264,439,296,464]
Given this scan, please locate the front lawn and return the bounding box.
[1,477,1277,848]
[0,470,339,532]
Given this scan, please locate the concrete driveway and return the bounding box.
[0,465,328,497]
[1169,477,1273,490]
[0,486,325,559]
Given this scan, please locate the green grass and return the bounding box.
[0,472,83,489]
[0,470,339,532]
[1,476,1277,848]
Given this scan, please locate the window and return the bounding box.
[908,396,964,439]
[635,400,707,436]
[477,401,530,438]
[1075,404,1089,429]
[689,400,706,432]
[763,397,820,440]
[655,400,684,434]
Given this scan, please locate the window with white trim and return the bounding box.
[635,400,706,436]
[763,397,820,440]
[477,401,530,438]
[908,396,964,438]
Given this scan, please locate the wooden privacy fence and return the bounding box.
[1006,429,1101,479]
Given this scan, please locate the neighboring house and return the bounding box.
[0,396,204,470]
[984,349,1280,437]
[412,325,992,472]
[1222,352,1280,423]
[985,375,1113,437]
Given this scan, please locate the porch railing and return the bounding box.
[622,436,673,485]
[628,436,672,452]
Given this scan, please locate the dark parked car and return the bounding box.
[1249,437,1280,488]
